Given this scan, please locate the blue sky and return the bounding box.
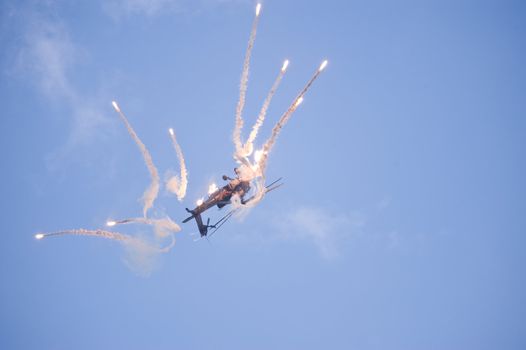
[1,0,525,349]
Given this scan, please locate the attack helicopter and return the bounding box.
[182,168,282,237]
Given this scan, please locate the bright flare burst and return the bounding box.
[111,100,120,112]
[208,183,218,195]
[295,97,304,108]
[254,149,265,164]
[106,220,117,227]
[282,59,290,72]
[256,3,261,16]
[196,198,204,206]
[319,60,328,72]
[35,233,44,240]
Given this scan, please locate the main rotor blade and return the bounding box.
[266,177,283,189]
[211,209,236,228]
[265,183,284,194]
[208,210,236,238]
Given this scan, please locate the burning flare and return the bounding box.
[208,183,218,195]
[319,60,328,72]
[256,3,261,17]
[254,149,265,164]
[112,100,121,113]
[35,233,44,240]
[281,59,290,72]
[294,96,304,108]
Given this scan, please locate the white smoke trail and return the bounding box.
[35,227,176,254]
[238,61,328,207]
[35,228,175,276]
[233,3,262,159]
[258,61,328,175]
[112,101,160,218]
[35,229,131,241]
[167,128,188,201]
[241,59,289,158]
[106,216,181,239]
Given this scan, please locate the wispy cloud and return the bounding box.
[17,20,76,99]
[377,196,392,211]
[274,206,366,260]
[225,197,408,259]
[103,0,249,19]
[104,0,181,18]
[14,8,112,168]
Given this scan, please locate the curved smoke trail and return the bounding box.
[167,128,188,201]
[233,3,262,159]
[112,101,160,218]
[107,216,180,252]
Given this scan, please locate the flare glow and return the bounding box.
[111,100,120,112]
[254,149,264,164]
[208,183,218,195]
[295,97,304,108]
[281,59,290,72]
[319,60,328,72]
